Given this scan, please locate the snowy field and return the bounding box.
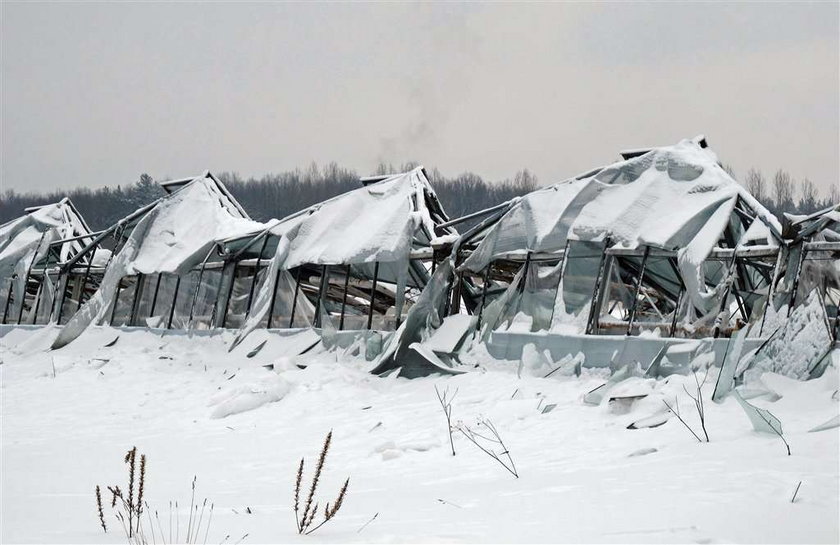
[1,326,838,544]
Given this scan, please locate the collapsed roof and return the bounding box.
[0,198,95,322]
[234,167,455,345]
[371,138,831,378]
[52,172,264,348]
[1,138,835,382]
[461,138,781,314]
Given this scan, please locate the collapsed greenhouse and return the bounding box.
[1,137,838,379]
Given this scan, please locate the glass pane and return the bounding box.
[110,275,138,327]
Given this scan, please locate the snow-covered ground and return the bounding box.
[1,326,838,544]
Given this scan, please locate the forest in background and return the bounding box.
[1,161,836,232]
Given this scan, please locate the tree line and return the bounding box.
[0,162,835,232]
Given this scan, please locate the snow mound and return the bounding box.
[209,374,291,419]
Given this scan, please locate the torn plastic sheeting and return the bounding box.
[369,260,455,378]
[230,235,313,351]
[51,208,158,349]
[477,267,526,341]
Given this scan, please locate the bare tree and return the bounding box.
[828,183,839,206]
[772,169,794,212]
[513,169,538,192]
[798,178,818,213]
[434,385,458,456]
[745,168,766,203]
[455,418,519,478]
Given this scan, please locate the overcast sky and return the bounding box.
[2,2,838,196]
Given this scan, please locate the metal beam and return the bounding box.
[367,262,380,330]
[434,200,513,232]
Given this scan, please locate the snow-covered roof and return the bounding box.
[52,173,264,347]
[118,173,264,275]
[230,167,456,348]
[0,198,94,275]
[462,138,781,273]
[263,166,453,269]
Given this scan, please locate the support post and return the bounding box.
[669,285,684,338]
[759,247,785,337]
[366,262,380,330]
[585,237,612,335]
[17,232,47,324]
[216,261,234,328]
[266,268,281,329]
[148,273,163,318]
[2,276,14,324]
[245,235,270,319]
[449,271,463,316]
[53,273,70,325]
[289,267,303,328]
[626,246,651,335]
[547,243,570,328]
[786,243,807,317]
[128,274,145,327]
[31,275,47,324]
[517,252,533,294]
[167,276,180,329]
[713,249,741,338]
[188,247,215,330]
[314,265,330,328]
[75,257,95,313]
[109,279,123,325]
[475,263,492,332]
[339,265,351,331]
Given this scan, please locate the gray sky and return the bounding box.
[2,2,838,196]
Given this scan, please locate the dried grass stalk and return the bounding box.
[294,432,351,535]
